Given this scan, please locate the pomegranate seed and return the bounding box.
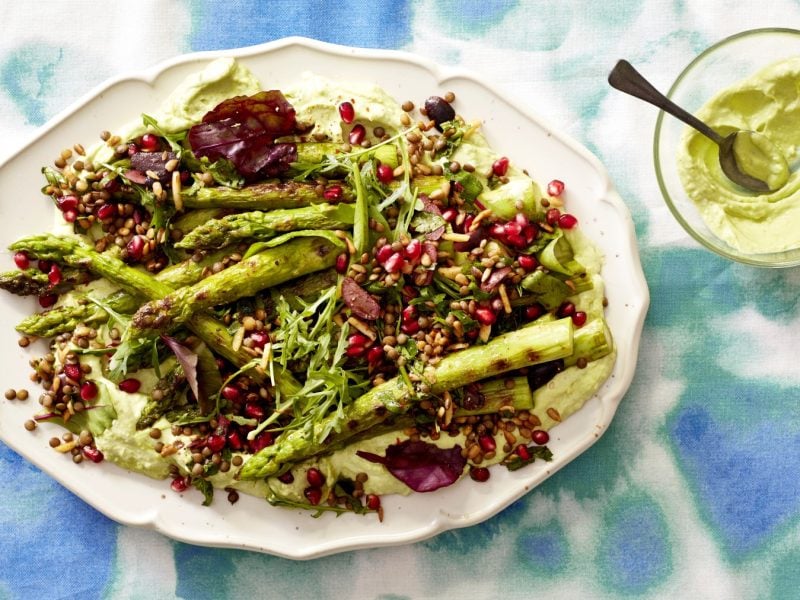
[56,195,79,212]
[401,305,417,322]
[492,156,509,177]
[221,385,242,402]
[206,434,226,454]
[531,430,550,445]
[376,163,394,184]
[244,402,265,420]
[571,311,587,327]
[348,124,366,145]
[226,429,243,451]
[48,264,62,286]
[96,203,116,220]
[366,494,381,510]
[171,476,188,492]
[13,252,30,270]
[504,221,522,236]
[384,252,405,273]
[489,223,506,239]
[132,208,145,225]
[404,239,422,261]
[367,345,384,364]
[249,431,274,453]
[140,133,159,151]
[62,209,78,223]
[401,319,420,335]
[441,208,458,223]
[63,363,82,381]
[80,380,98,401]
[323,185,343,201]
[335,253,349,274]
[524,304,544,321]
[81,446,104,463]
[348,333,371,347]
[478,434,497,452]
[461,214,475,233]
[346,344,366,358]
[304,486,323,506]
[516,445,531,461]
[38,294,58,308]
[547,179,565,197]
[517,255,537,271]
[558,213,578,229]
[277,471,295,484]
[469,466,491,482]
[249,330,269,349]
[306,467,326,487]
[514,212,529,228]
[474,307,497,326]
[376,244,394,264]
[118,378,141,393]
[338,101,355,124]
[523,224,538,243]
[558,302,575,318]
[546,208,561,226]
[506,233,526,248]
[37,260,52,273]
[126,236,145,261]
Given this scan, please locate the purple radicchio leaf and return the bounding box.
[160,335,199,403]
[356,439,467,492]
[129,150,178,183]
[187,91,299,180]
[480,266,512,292]
[341,276,381,320]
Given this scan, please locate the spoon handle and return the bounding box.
[608,59,724,145]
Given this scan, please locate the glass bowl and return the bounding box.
[654,28,800,268]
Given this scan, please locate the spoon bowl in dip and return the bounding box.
[608,59,789,194]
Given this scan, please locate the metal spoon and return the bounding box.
[608,59,788,194]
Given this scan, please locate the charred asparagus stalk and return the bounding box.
[175,203,355,250]
[0,266,91,297]
[130,235,341,332]
[179,175,445,210]
[239,317,579,480]
[15,248,232,337]
[8,234,301,392]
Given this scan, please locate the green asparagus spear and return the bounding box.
[175,203,355,250]
[0,266,91,296]
[239,317,577,480]
[8,233,295,390]
[15,248,232,337]
[181,180,350,211]
[130,235,341,332]
[179,175,446,210]
[10,235,173,299]
[171,208,231,235]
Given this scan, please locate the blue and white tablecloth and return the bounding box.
[2,2,799,598]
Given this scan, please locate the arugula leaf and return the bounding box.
[141,114,186,154]
[191,477,214,506]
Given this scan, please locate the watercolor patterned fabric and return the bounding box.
[2,1,800,598]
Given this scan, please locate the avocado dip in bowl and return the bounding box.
[654,28,800,268]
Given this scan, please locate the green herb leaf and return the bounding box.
[191,477,215,506]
